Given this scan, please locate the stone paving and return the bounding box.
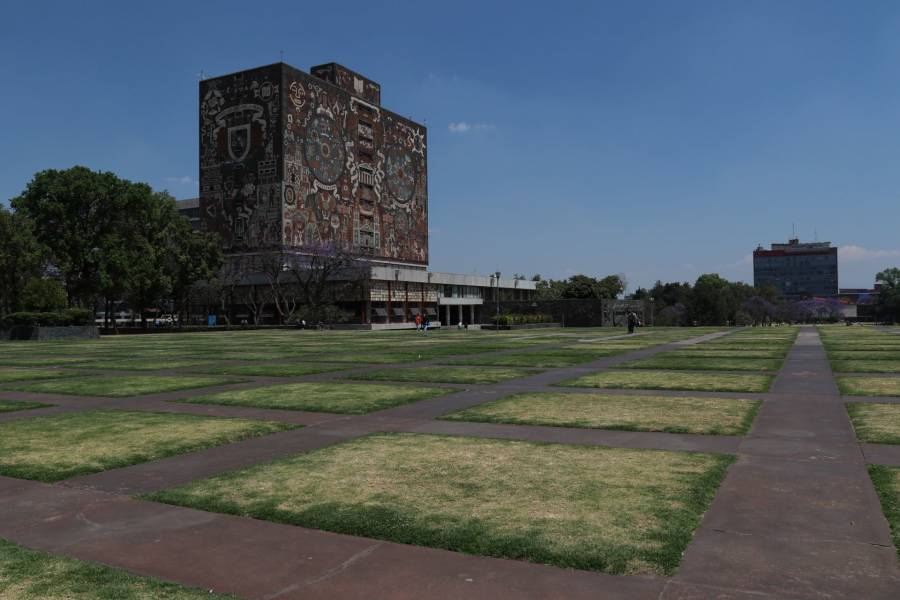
[0,327,899,599]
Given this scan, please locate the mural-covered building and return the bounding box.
[199,62,428,265]
[190,61,533,326]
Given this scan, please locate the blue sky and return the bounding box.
[2,1,899,290]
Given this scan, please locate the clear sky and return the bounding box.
[2,1,899,290]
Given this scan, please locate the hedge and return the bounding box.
[490,313,555,326]
[0,308,94,328]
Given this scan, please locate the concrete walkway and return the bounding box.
[669,327,900,599]
[0,327,898,598]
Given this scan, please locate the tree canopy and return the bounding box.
[4,166,222,327]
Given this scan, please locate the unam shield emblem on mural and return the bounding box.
[228,124,251,162]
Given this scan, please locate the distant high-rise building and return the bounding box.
[753,239,838,297]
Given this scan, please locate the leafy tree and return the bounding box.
[21,278,67,311]
[876,268,900,322]
[597,274,626,299]
[689,274,732,325]
[166,216,222,326]
[11,167,133,307]
[0,207,45,315]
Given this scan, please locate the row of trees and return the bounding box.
[531,274,627,300]
[630,274,845,325]
[0,167,222,328]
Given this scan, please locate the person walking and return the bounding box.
[423,317,431,336]
[627,311,638,334]
[415,313,423,333]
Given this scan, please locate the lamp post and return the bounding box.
[494,271,502,331]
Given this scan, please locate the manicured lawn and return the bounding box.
[828,351,900,361]
[620,357,782,372]
[70,358,218,371]
[831,360,900,373]
[4,375,243,397]
[0,368,81,383]
[0,537,239,599]
[867,465,900,561]
[147,433,733,575]
[837,376,900,397]
[348,366,539,384]
[176,382,450,414]
[561,370,773,393]
[0,410,293,482]
[0,357,86,367]
[443,392,760,435]
[0,399,49,413]
[191,363,349,377]
[442,351,608,368]
[847,403,900,444]
[669,349,787,359]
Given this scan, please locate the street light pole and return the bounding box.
[495,271,501,332]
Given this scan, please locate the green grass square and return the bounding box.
[620,356,782,372]
[847,403,900,443]
[0,368,82,383]
[175,382,450,414]
[0,410,294,481]
[443,392,760,435]
[190,363,350,377]
[867,465,900,561]
[146,433,733,576]
[0,538,239,599]
[4,375,243,397]
[347,366,540,384]
[560,370,773,393]
[837,376,900,397]
[0,399,50,413]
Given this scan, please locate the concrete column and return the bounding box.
[470,305,475,324]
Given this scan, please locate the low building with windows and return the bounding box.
[753,239,838,298]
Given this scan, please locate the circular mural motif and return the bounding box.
[384,147,416,205]
[304,115,345,185]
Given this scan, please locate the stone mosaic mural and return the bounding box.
[199,62,428,265]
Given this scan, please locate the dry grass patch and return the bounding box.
[147,433,733,575]
[562,370,772,393]
[847,403,900,444]
[0,537,238,599]
[837,376,900,397]
[176,382,449,414]
[0,410,293,482]
[443,392,760,435]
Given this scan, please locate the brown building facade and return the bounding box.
[199,62,428,266]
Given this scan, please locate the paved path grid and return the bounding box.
[0,326,898,599]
